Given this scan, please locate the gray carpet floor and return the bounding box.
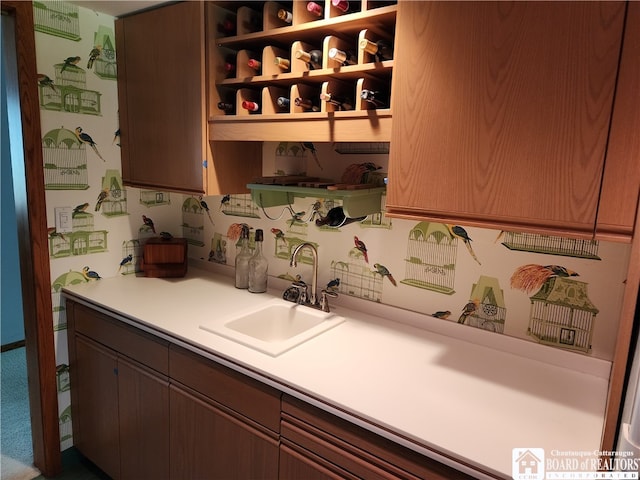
[1,346,41,480]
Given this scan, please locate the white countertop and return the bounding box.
[62,261,611,479]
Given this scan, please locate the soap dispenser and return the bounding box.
[248,229,268,293]
[234,225,251,289]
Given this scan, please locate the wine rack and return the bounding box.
[207,0,396,142]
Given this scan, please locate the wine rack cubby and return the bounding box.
[207,0,397,142]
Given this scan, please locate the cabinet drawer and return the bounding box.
[169,344,281,432]
[282,395,477,480]
[71,301,169,375]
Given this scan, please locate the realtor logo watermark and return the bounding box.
[512,448,639,480]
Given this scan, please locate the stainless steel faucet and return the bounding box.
[290,242,319,306]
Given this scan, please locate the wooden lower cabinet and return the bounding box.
[169,384,279,479]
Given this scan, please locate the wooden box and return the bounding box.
[142,237,188,278]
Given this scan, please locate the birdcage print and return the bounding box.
[92,26,117,80]
[221,194,260,218]
[274,237,316,265]
[55,63,85,88]
[274,142,306,176]
[140,190,171,207]
[56,364,70,393]
[51,270,86,329]
[500,231,601,260]
[121,240,142,275]
[401,222,457,295]
[33,1,81,41]
[462,276,506,333]
[360,194,392,229]
[42,127,88,190]
[49,214,107,258]
[40,83,102,116]
[209,233,228,264]
[330,260,382,302]
[99,170,128,217]
[286,219,308,237]
[527,277,598,353]
[59,405,73,445]
[182,197,205,246]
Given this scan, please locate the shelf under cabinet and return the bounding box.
[248,183,386,219]
[209,110,392,141]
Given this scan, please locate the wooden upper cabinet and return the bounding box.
[387,1,626,237]
[596,1,640,241]
[116,2,207,194]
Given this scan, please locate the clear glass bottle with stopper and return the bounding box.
[234,225,251,289]
[248,229,268,293]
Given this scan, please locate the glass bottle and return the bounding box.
[248,229,268,293]
[295,49,323,70]
[328,47,357,66]
[359,38,393,61]
[235,225,251,289]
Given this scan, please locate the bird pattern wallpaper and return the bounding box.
[31,2,632,451]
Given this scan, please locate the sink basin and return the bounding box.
[199,299,345,356]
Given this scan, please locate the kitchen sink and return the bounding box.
[199,299,345,356]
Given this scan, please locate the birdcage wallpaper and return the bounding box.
[501,231,601,260]
[527,277,599,353]
[462,276,507,333]
[48,213,108,258]
[330,259,383,303]
[221,194,260,218]
[140,190,171,207]
[39,59,102,115]
[274,142,306,176]
[92,26,117,80]
[121,240,142,275]
[182,197,205,246]
[274,237,316,265]
[59,405,73,447]
[99,170,127,217]
[51,270,87,330]
[286,219,308,237]
[42,127,89,190]
[209,233,228,264]
[33,1,81,41]
[56,364,70,393]
[401,222,457,295]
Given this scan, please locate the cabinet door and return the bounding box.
[279,443,356,480]
[118,357,169,480]
[387,1,625,236]
[170,384,279,479]
[116,2,206,194]
[596,1,640,240]
[73,336,120,480]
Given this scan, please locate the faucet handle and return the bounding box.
[320,289,338,312]
[292,281,308,304]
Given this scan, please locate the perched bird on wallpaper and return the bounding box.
[82,266,102,281]
[353,236,369,263]
[288,211,306,227]
[271,228,286,245]
[301,142,322,170]
[118,254,133,273]
[432,310,451,319]
[95,189,108,211]
[72,202,89,217]
[373,263,397,286]
[446,224,481,265]
[219,194,230,210]
[37,74,56,92]
[510,264,579,294]
[61,56,81,72]
[142,215,156,233]
[458,300,479,324]
[160,231,173,241]
[86,45,102,69]
[112,128,120,146]
[47,227,65,242]
[199,196,214,225]
[326,278,340,291]
[74,127,105,161]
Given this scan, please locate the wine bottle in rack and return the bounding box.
[247,57,262,72]
[320,92,353,111]
[294,97,320,112]
[331,0,358,14]
[360,89,387,108]
[241,100,261,113]
[217,101,235,114]
[307,1,324,17]
[217,16,235,36]
[328,47,357,66]
[277,8,293,23]
[276,97,290,110]
[274,56,290,70]
[295,49,323,70]
[359,38,393,61]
